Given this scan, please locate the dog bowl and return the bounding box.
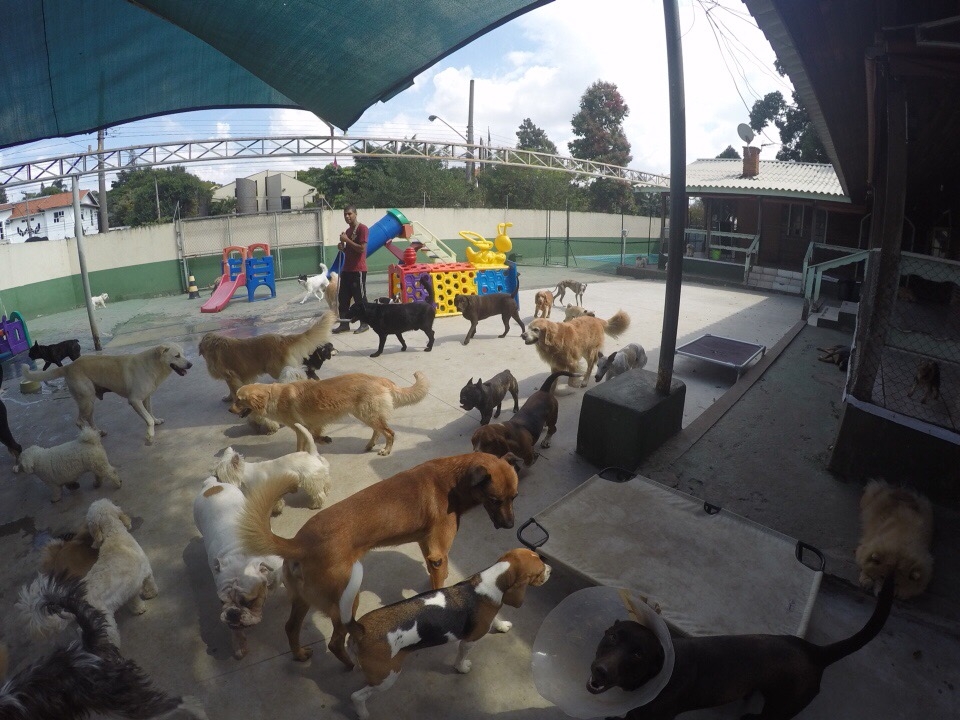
[531,586,674,719]
[19,379,41,394]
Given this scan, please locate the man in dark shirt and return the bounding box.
[333,205,370,334]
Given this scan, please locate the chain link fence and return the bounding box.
[854,251,960,432]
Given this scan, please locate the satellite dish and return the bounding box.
[737,123,756,145]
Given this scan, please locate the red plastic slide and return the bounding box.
[200,272,246,313]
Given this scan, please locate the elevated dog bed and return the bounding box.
[519,470,823,638]
[675,333,766,379]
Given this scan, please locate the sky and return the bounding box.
[0,0,794,199]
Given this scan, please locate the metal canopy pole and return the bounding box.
[656,0,687,395]
[72,176,102,351]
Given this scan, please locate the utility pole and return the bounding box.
[97,128,108,233]
[466,79,475,186]
[72,176,102,350]
[155,177,161,221]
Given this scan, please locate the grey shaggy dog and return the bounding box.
[1,574,207,719]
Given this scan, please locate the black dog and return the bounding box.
[0,363,22,460]
[471,371,573,466]
[453,293,525,345]
[3,573,206,719]
[459,370,520,425]
[303,342,336,380]
[587,576,895,720]
[346,300,436,358]
[28,339,81,370]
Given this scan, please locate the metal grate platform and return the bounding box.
[675,333,766,379]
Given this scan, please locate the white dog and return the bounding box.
[92,293,109,309]
[298,264,331,305]
[213,422,330,515]
[14,427,121,502]
[194,476,283,659]
[19,499,157,647]
[22,343,192,445]
[595,342,648,383]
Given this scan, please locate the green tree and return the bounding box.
[717,145,741,159]
[749,63,827,162]
[569,80,635,213]
[516,118,557,154]
[0,186,6,203]
[107,166,213,226]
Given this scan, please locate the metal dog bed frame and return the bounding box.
[675,333,766,380]
[519,469,824,638]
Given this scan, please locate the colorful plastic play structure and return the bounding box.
[0,311,30,360]
[200,243,277,313]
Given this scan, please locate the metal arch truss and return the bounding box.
[0,135,669,190]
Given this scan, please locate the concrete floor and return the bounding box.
[0,267,956,719]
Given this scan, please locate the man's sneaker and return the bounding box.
[354,323,370,334]
[332,323,350,334]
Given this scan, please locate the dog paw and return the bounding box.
[492,618,512,633]
[144,436,154,446]
[377,448,391,456]
[233,646,248,660]
[540,439,551,449]
[461,339,469,346]
[153,417,165,425]
[455,659,473,674]
[293,647,313,662]
[370,352,382,358]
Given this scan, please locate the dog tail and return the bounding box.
[391,371,430,408]
[21,362,67,382]
[77,425,102,446]
[288,311,337,363]
[816,575,895,667]
[338,561,365,626]
[18,574,112,652]
[539,371,575,394]
[237,474,305,560]
[293,422,319,456]
[319,262,329,276]
[603,310,630,339]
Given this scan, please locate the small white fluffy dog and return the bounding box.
[14,427,121,502]
[92,292,109,309]
[298,264,331,305]
[20,499,157,646]
[214,422,330,514]
[595,342,648,383]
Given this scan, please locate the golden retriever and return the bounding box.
[520,310,630,388]
[855,479,934,600]
[199,310,336,402]
[229,372,429,455]
[22,344,192,445]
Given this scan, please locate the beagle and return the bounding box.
[343,548,551,719]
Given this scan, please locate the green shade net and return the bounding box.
[0,0,551,149]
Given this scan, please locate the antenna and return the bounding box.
[737,123,755,145]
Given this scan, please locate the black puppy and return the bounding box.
[346,299,436,358]
[460,370,520,425]
[303,342,336,380]
[4,573,205,719]
[471,371,573,466]
[453,293,525,345]
[587,576,895,720]
[28,339,81,370]
[0,363,22,459]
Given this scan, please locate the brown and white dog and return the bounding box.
[521,311,630,388]
[229,371,429,456]
[855,479,934,600]
[238,452,522,669]
[343,548,551,719]
[471,371,573,466]
[907,360,940,404]
[534,290,554,319]
[199,311,336,402]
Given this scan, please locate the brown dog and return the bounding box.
[907,360,940,404]
[855,479,934,600]
[40,526,99,579]
[344,548,551,719]
[238,451,523,668]
[587,576,894,719]
[521,311,630,388]
[453,293,525,345]
[229,372,429,455]
[199,310,336,402]
[534,290,554,319]
[471,371,573,466]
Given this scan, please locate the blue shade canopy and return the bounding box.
[0,0,552,149]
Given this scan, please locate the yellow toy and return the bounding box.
[459,222,514,266]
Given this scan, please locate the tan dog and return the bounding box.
[229,372,429,456]
[534,290,554,318]
[199,311,336,402]
[563,304,595,321]
[40,526,99,579]
[344,548,551,719]
[521,311,630,388]
[238,452,522,669]
[855,479,934,600]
